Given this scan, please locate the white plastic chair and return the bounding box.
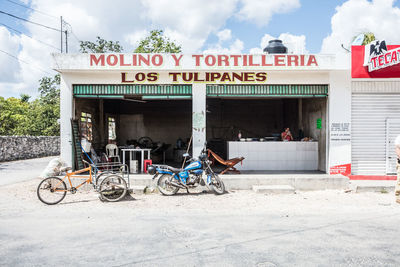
[106,144,120,162]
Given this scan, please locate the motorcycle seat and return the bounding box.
[167,166,182,173]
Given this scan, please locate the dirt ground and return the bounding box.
[1,177,400,266]
[1,177,399,214]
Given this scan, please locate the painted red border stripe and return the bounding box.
[349,175,396,180]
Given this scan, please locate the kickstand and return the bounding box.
[186,187,190,194]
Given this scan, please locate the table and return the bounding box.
[121,148,151,173]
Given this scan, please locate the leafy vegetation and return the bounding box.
[80,36,123,53]
[0,74,60,136]
[361,32,376,45]
[134,30,181,53]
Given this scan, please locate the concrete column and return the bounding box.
[60,74,73,167]
[192,83,206,157]
[298,98,303,130]
[99,99,104,146]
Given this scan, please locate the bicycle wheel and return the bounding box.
[37,177,67,205]
[95,171,115,186]
[99,175,127,202]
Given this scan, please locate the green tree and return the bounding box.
[20,94,30,102]
[29,74,61,136]
[362,32,376,45]
[0,96,31,135]
[134,30,182,53]
[352,32,376,45]
[79,36,123,53]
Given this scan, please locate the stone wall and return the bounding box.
[0,136,60,162]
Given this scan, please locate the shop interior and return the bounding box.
[75,97,192,170]
[206,97,327,172]
[74,95,327,173]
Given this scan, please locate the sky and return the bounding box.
[1,0,400,98]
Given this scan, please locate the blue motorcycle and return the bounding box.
[147,147,225,195]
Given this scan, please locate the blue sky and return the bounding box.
[215,0,348,53]
[1,0,400,97]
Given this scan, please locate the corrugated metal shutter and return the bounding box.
[206,84,328,97]
[73,84,192,96]
[352,81,400,175]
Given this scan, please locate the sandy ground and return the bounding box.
[2,177,399,214]
[1,176,400,266]
[0,156,57,186]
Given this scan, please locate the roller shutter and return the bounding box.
[351,81,400,175]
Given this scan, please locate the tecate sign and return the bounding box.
[352,42,400,78]
[365,40,400,72]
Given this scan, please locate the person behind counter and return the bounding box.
[281,127,293,141]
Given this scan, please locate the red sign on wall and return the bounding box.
[330,163,351,176]
[352,44,400,78]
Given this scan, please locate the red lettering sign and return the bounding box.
[90,54,105,66]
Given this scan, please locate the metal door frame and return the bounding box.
[386,118,400,174]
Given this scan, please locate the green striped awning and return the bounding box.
[73,84,192,97]
[206,84,328,97]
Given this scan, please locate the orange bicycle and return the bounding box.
[37,161,128,205]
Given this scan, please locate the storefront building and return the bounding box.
[351,41,400,176]
[53,52,351,174]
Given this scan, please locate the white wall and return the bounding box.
[328,70,352,175]
[60,74,74,167]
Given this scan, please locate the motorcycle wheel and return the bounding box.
[209,173,225,195]
[157,174,179,196]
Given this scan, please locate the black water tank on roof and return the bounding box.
[263,39,287,54]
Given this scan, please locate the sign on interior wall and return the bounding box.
[316,118,322,129]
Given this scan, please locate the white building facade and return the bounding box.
[53,53,351,175]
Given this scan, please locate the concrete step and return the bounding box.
[356,185,394,193]
[350,180,396,193]
[129,185,146,194]
[253,185,295,194]
[221,174,349,191]
[129,175,153,186]
[128,174,349,191]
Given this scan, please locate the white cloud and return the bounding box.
[140,0,238,52]
[125,30,149,48]
[250,33,307,54]
[0,0,309,98]
[278,33,307,54]
[203,38,244,54]
[217,29,232,42]
[237,0,300,26]
[0,27,21,84]
[321,0,400,54]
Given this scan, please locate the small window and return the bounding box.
[80,112,93,141]
[108,117,116,140]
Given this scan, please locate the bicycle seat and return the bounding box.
[60,166,72,172]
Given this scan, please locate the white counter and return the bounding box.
[228,141,318,171]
